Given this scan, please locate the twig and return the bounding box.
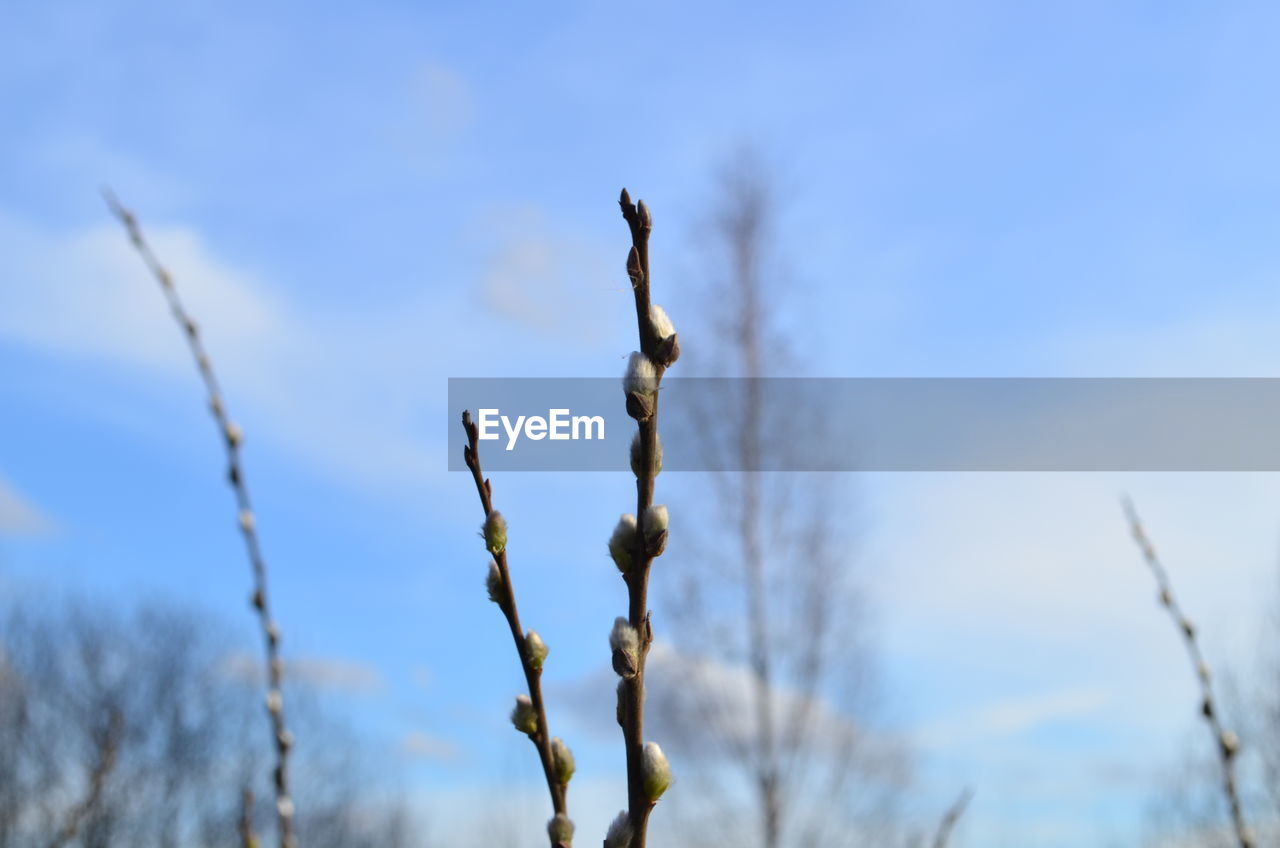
[617,188,679,848]
[931,787,973,848]
[240,788,258,848]
[46,707,123,848]
[103,191,297,848]
[461,411,572,845]
[1123,497,1254,848]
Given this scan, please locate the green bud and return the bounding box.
[551,736,575,784]
[510,694,537,736]
[485,562,504,605]
[641,741,672,801]
[525,630,549,672]
[630,432,663,478]
[484,511,507,555]
[608,514,638,573]
[547,813,574,846]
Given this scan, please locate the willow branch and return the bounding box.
[104,191,297,848]
[240,788,258,848]
[461,411,571,845]
[1123,497,1254,848]
[617,188,678,848]
[931,787,973,848]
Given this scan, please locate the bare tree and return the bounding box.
[650,149,908,848]
[0,594,420,848]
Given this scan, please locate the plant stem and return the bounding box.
[1123,497,1254,848]
[618,189,669,848]
[104,191,298,848]
[461,412,570,838]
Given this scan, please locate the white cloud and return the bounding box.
[478,207,617,343]
[0,209,449,492]
[411,61,474,142]
[409,773,627,848]
[915,687,1110,750]
[643,641,865,751]
[873,472,1279,695]
[221,651,385,695]
[1053,296,1280,377]
[401,730,463,762]
[0,212,279,375]
[0,475,53,536]
[0,202,629,504]
[557,639,908,789]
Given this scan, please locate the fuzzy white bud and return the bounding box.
[486,562,504,604]
[1221,729,1240,757]
[547,813,574,845]
[610,617,640,679]
[265,689,283,715]
[525,630,549,672]
[649,304,675,341]
[238,509,255,533]
[623,351,658,396]
[483,511,507,555]
[641,741,672,801]
[608,514,638,573]
[630,432,663,478]
[604,811,633,848]
[225,421,243,446]
[511,694,537,735]
[551,736,575,784]
[643,504,668,544]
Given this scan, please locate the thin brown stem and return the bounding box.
[240,788,258,848]
[930,787,973,848]
[618,189,676,848]
[1123,497,1254,848]
[460,412,569,840]
[103,191,297,848]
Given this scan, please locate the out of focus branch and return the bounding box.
[1123,497,1254,848]
[931,787,973,848]
[240,788,259,848]
[104,191,297,848]
[461,412,572,846]
[46,707,123,848]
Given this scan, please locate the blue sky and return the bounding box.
[4,2,1280,845]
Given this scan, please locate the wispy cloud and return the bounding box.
[0,474,54,536]
[479,206,616,343]
[221,651,385,695]
[0,209,447,491]
[401,729,463,762]
[411,61,474,142]
[915,687,1110,751]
